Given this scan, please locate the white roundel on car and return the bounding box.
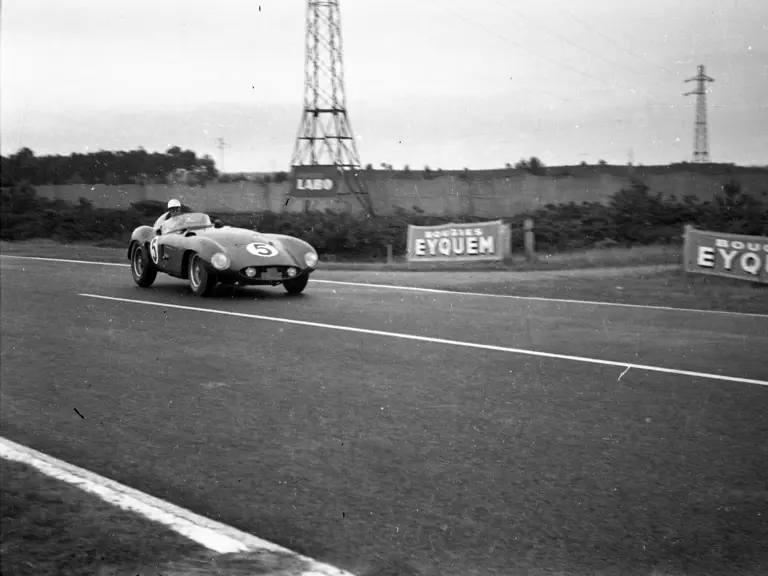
[150,236,160,264]
[246,242,278,257]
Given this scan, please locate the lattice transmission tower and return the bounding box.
[289,0,372,213]
[684,65,715,163]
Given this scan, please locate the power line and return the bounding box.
[556,5,678,77]
[434,2,646,96]
[496,1,659,81]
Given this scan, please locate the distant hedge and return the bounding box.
[1,180,766,259]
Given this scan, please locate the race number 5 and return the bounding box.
[150,236,160,264]
[246,243,278,257]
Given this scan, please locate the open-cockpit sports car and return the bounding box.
[127,211,319,297]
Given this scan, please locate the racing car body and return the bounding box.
[127,212,319,296]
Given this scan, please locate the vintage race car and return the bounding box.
[127,212,319,296]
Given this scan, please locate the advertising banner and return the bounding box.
[682,225,768,284]
[406,220,510,263]
[290,165,341,198]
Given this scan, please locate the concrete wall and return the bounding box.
[33,181,358,214]
[33,170,768,217]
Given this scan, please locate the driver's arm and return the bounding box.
[159,218,177,236]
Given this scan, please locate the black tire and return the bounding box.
[283,274,309,295]
[131,244,158,288]
[188,253,217,297]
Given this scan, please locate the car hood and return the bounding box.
[193,226,311,267]
[193,226,275,246]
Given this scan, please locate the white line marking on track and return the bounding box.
[79,293,768,387]
[0,436,355,575]
[3,254,766,319]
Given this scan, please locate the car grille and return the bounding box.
[239,266,292,280]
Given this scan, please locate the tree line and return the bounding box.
[0,147,219,187]
[2,177,765,253]
[2,146,762,189]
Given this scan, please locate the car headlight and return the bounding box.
[211,252,230,270]
[304,251,318,268]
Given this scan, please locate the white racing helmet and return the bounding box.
[167,199,181,210]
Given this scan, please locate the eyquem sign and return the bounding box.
[683,225,768,284]
[406,220,511,263]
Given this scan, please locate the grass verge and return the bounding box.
[426,267,768,316]
[0,457,321,576]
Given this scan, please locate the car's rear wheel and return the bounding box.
[188,253,217,296]
[283,274,309,295]
[131,244,158,288]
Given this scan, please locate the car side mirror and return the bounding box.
[214,219,224,228]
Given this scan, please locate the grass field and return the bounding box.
[0,457,327,576]
[0,457,203,576]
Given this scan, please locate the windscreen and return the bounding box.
[162,212,212,234]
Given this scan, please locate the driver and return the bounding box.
[150,199,185,263]
[153,199,183,233]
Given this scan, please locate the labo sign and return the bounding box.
[683,225,768,284]
[407,220,511,262]
[296,177,334,192]
[290,165,339,198]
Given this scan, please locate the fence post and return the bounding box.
[502,222,513,259]
[524,218,535,261]
[682,224,692,271]
[386,244,393,265]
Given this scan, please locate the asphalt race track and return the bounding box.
[1,256,767,576]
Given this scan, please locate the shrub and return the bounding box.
[1,182,765,259]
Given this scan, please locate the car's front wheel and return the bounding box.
[188,253,218,296]
[131,244,158,288]
[283,274,309,295]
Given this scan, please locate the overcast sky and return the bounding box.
[2,0,766,171]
